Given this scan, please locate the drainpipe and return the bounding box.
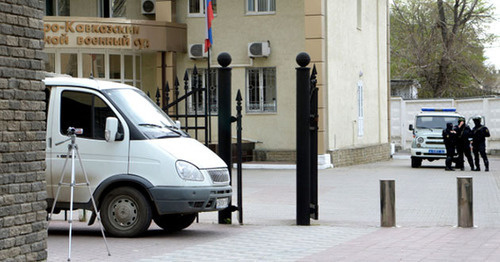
[161,51,166,107]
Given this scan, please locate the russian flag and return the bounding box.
[205,0,214,52]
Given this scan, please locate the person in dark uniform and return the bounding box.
[471,116,490,171]
[442,122,457,171]
[454,117,474,171]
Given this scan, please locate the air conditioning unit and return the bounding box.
[189,44,208,59]
[248,41,271,58]
[141,0,156,15]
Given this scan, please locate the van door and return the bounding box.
[48,87,129,203]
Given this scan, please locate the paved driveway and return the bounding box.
[47,156,500,261]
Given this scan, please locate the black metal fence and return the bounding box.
[154,66,212,146]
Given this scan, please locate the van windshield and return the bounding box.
[416,116,459,129]
[104,88,186,139]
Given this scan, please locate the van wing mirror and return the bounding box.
[105,117,119,142]
[175,120,181,129]
[409,124,414,131]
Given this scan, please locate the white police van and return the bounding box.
[409,108,464,168]
[43,76,232,237]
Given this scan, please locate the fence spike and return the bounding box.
[175,76,180,88]
[165,82,170,106]
[236,89,242,102]
[156,87,161,106]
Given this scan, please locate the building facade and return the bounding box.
[42,0,390,166]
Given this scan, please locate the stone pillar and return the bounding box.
[0,0,48,260]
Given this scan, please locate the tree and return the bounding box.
[391,0,495,98]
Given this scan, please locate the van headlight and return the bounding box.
[417,137,424,143]
[176,161,204,181]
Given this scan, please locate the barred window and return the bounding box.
[247,0,276,14]
[246,68,276,113]
[187,68,218,114]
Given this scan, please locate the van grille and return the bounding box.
[207,169,230,183]
[425,136,444,145]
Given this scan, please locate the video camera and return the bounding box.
[67,127,84,136]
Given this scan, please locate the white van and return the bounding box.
[43,76,232,237]
[408,108,463,168]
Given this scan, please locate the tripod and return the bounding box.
[48,128,111,261]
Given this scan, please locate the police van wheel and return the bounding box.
[100,186,152,237]
[411,157,422,168]
[153,213,197,232]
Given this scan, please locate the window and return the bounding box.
[246,68,276,113]
[46,51,142,87]
[189,0,217,16]
[82,53,105,78]
[45,0,70,16]
[247,0,275,14]
[60,53,78,77]
[111,0,126,17]
[44,53,56,73]
[357,80,364,137]
[109,54,121,80]
[187,68,218,114]
[60,91,121,140]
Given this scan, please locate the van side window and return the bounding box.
[60,91,123,140]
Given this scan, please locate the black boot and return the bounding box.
[468,160,474,171]
[485,160,489,172]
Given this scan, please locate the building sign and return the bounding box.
[44,21,151,50]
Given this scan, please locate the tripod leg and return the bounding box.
[67,145,77,261]
[49,146,72,223]
[75,146,111,256]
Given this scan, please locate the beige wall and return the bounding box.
[175,0,306,151]
[325,0,388,150]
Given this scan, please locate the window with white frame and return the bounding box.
[43,51,142,88]
[247,0,276,14]
[357,80,364,137]
[187,68,218,114]
[188,0,217,16]
[246,68,276,113]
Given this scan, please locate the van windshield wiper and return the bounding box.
[139,123,163,128]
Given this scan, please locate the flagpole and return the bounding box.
[206,46,211,146]
[205,0,214,145]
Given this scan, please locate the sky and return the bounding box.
[484,1,500,70]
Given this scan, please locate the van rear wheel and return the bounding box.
[100,187,152,237]
[153,213,197,232]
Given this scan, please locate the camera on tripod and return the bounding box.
[67,127,84,136]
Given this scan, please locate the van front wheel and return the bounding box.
[100,187,152,237]
[411,157,422,168]
[153,213,197,232]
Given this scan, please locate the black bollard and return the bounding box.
[296,52,311,226]
[217,52,233,224]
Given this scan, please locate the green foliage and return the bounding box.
[390,0,496,98]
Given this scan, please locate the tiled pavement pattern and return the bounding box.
[47,156,500,261]
[140,226,377,262]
